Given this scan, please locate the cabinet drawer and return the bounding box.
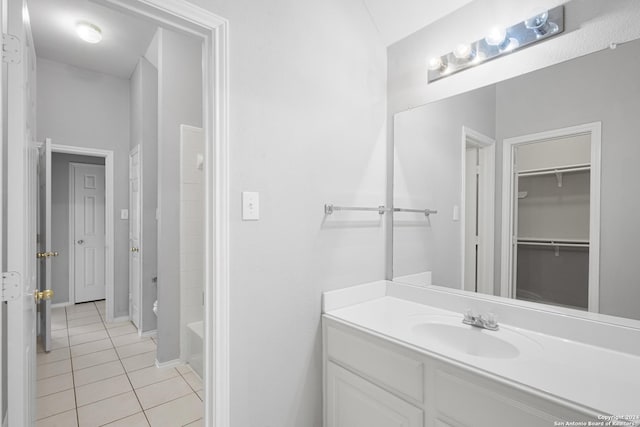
[327,362,424,427]
[327,325,424,402]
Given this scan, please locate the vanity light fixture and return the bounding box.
[427,5,564,83]
[484,27,507,47]
[453,43,474,60]
[525,9,558,37]
[76,21,102,44]
[428,56,446,71]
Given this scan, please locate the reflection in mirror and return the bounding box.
[393,38,640,321]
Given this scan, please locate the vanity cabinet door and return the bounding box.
[430,367,597,427]
[327,362,424,427]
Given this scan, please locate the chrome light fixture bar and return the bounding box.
[427,5,564,83]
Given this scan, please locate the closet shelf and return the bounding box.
[518,164,590,188]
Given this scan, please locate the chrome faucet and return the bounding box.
[463,310,499,331]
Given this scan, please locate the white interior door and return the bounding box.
[5,0,39,422]
[38,138,54,351]
[129,146,142,329]
[72,163,106,303]
[464,147,479,292]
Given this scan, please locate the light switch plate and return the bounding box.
[452,205,460,222]
[242,192,259,220]
[121,209,129,220]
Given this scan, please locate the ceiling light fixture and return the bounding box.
[427,5,564,83]
[76,21,102,44]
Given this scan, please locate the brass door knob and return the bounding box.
[131,247,139,253]
[37,251,59,258]
[35,289,54,303]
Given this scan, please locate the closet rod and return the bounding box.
[517,237,589,244]
[324,204,388,215]
[517,241,589,248]
[393,207,438,216]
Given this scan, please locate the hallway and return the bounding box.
[35,301,203,426]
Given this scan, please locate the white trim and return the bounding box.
[500,122,601,311]
[588,124,602,312]
[98,2,231,426]
[50,302,73,309]
[155,358,183,369]
[111,315,132,324]
[128,145,143,330]
[140,329,157,338]
[461,127,495,295]
[54,144,115,322]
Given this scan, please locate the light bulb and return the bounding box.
[453,43,473,60]
[76,21,102,44]
[500,37,520,53]
[524,10,548,31]
[524,9,557,36]
[485,26,507,46]
[428,57,444,71]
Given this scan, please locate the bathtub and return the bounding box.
[186,320,203,379]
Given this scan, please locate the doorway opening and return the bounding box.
[500,122,601,312]
[2,0,230,425]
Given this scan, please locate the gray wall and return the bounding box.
[130,57,159,333]
[50,153,105,304]
[186,0,387,425]
[495,40,640,320]
[155,29,202,363]
[393,86,495,287]
[36,57,131,317]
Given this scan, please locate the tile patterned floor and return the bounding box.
[36,300,204,427]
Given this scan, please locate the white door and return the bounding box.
[464,147,479,292]
[72,163,106,302]
[38,138,55,351]
[5,0,39,422]
[129,146,142,329]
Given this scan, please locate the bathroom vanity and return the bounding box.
[322,281,640,427]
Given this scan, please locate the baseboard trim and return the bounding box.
[111,315,131,324]
[140,329,157,338]
[51,302,72,309]
[155,358,183,369]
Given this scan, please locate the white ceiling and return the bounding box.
[363,0,476,46]
[28,0,157,79]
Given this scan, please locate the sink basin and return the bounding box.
[410,316,541,359]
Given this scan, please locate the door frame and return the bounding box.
[460,126,495,295]
[499,122,601,312]
[53,145,114,319]
[69,161,108,306]
[97,1,230,425]
[128,145,142,330]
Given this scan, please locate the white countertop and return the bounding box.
[325,294,640,417]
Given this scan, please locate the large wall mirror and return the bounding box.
[392,36,640,322]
